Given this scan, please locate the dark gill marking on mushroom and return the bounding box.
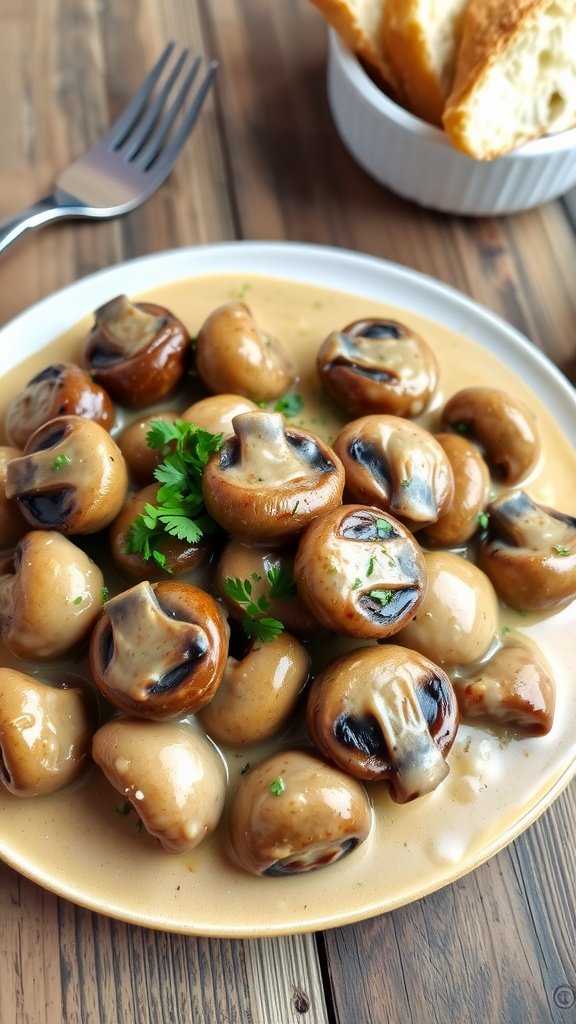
[350,321,404,340]
[218,443,240,470]
[360,586,419,623]
[147,642,208,695]
[335,712,384,757]
[416,675,447,726]
[263,837,357,875]
[0,747,12,787]
[340,509,399,542]
[30,425,68,452]
[18,489,74,526]
[28,364,64,385]
[286,435,334,473]
[348,439,391,490]
[99,624,115,673]
[330,360,397,383]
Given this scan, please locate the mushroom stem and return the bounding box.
[95,296,166,355]
[230,412,309,486]
[489,491,574,549]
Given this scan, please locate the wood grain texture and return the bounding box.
[0,0,575,1022]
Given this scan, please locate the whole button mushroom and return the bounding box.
[89,580,229,719]
[453,636,555,736]
[202,411,345,545]
[181,394,259,437]
[0,667,94,797]
[110,483,217,582]
[195,302,296,402]
[92,718,227,853]
[316,317,439,418]
[0,530,105,659]
[422,433,491,548]
[117,411,178,486]
[229,748,372,875]
[198,632,310,746]
[333,415,454,531]
[394,550,499,667]
[0,446,28,551]
[4,361,115,450]
[441,386,540,485]
[476,490,576,611]
[306,645,459,803]
[294,504,427,639]
[82,295,191,408]
[215,538,322,639]
[5,415,128,535]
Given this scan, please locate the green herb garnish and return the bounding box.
[124,420,223,570]
[223,573,286,643]
[553,545,569,556]
[269,776,285,796]
[400,478,411,488]
[52,454,71,471]
[375,517,393,539]
[100,586,110,605]
[367,556,376,577]
[274,393,303,417]
[454,422,469,434]
[73,595,83,605]
[478,512,490,529]
[368,589,394,606]
[266,565,297,600]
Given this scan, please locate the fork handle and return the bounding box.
[0,194,81,256]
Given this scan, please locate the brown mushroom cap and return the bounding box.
[229,748,372,875]
[333,415,454,531]
[110,483,217,582]
[89,580,229,719]
[5,415,128,535]
[0,446,28,550]
[441,386,540,485]
[394,550,499,666]
[422,433,491,547]
[316,317,439,418]
[198,632,310,745]
[181,394,259,437]
[117,411,179,485]
[195,302,297,402]
[294,504,427,639]
[476,490,576,611]
[92,718,227,853]
[202,411,345,544]
[214,538,322,639]
[0,667,94,796]
[4,361,115,450]
[306,644,459,802]
[453,635,555,736]
[81,295,191,408]
[0,530,105,659]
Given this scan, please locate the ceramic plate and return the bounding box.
[0,242,574,936]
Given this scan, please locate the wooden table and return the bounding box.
[1,2,575,1022]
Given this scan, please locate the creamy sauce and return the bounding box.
[0,272,574,936]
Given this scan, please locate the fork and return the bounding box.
[0,43,217,256]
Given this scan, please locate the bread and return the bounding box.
[306,0,400,94]
[385,0,470,126]
[443,0,576,159]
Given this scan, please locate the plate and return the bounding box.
[0,241,575,937]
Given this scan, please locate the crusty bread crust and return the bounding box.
[385,0,470,126]
[443,0,576,158]
[307,0,400,94]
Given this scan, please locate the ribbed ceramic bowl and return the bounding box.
[327,30,576,216]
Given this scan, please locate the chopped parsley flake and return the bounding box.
[352,577,362,590]
[100,586,110,605]
[368,589,394,606]
[367,557,376,577]
[553,545,569,556]
[73,595,83,606]
[52,454,71,471]
[269,776,285,796]
[400,478,411,488]
[274,393,303,417]
[375,518,393,539]
[478,512,490,529]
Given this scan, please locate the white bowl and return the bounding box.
[327,29,576,216]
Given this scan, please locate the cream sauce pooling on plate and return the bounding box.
[0,272,574,935]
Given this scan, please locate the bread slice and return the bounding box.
[306,0,400,95]
[443,0,576,159]
[384,0,470,125]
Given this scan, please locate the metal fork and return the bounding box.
[0,44,217,256]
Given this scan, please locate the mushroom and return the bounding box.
[0,667,94,796]
[81,295,191,408]
[333,415,454,531]
[202,411,345,544]
[194,301,296,402]
[4,361,115,450]
[229,748,372,875]
[198,632,310,745]
[5,415,128,535]
[110,483,217,582]
[92,718,227,853]
[394,550,499,666]
[316,317,439,418]
[441,386,540,484]
[117,411,179,485]
[422,433,491,547]
[453,635,555,736]
[214,538,322,639]
[0,530,105,659]
[306,644,459,803]
[0,446,28,550]
[181,394,259,437]
[89,580,229,719]
[294,504,427,638]
[476,490,576,611]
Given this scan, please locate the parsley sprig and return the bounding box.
[125,419,223,570]
[224,567,296,642]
